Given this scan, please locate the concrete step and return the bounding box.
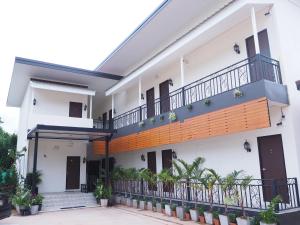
[42,192,98,212]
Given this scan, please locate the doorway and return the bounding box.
[257,134,289,202]
[147,151,157,191]
[86,160,100,192]
[162,149,173,192]
[146,88,155,118]
[66,156,80,190]
[159,80,170,114]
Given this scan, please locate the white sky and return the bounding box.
[0,0,162,134]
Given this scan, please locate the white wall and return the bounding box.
[27,139,87,193]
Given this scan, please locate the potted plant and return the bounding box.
[139,168,157,210]
[159,115,164,121]
[204,98,211,106]
[184,206,191,220]
[132,197,139,208]
[30,195,40,215]
[139,196,146,210]
[150,117,156,124]
[161,201,166,214]
[138,121,145,127]
[198,206,206,224]
[152,200,157,212]
[200,169,221,225]
[168,111,177,122]
[171,204,177,217]
[93,180,103,204]
[11,187,31,216]
[173,157,205,220]
[233,88,243,98]
[100,185,112,207]
[24,171,42,194]
[213,210,221,225]
[157,169,174,214]
[228,213,238,225]
[186,104,193,111]
[259,196,281,225]
[236,175,252,225]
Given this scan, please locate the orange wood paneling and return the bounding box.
[109,98,270,154]
[92,141,105,155]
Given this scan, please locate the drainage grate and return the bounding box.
[60,206,86,210]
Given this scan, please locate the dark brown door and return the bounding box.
[246,29,274,82]
[102,112,107,129]
[109,109,113,129]
[147,151,157,191]
[257,134,289,202]
[66,156,80,190]
[162,149,173,192]
[146,88,155,118]
[69,102,82,118]
[159,80,170,114]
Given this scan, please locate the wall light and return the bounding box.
[168,79,173,86]
[141,93,144,100]
[233,43,240,54]
[33,98,37,106]
[141,154,145,162]
[243,140,251,152]
[83,157,86,164]
[172,151,177,159]
[84,104,88,111]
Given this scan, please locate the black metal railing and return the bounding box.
[93,119,113,130]
[113,54,281,129]
[113,178,299,211]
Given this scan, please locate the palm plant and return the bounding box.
[139,168,157,204]
[123,168,139,198]
[157,169,174,204]
[237,174,253,218]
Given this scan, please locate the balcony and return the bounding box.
[113,54,284,130]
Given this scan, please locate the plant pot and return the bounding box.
[96,198,100,204]
[15,205,20,214]
[126,198,132,207]
[38,204,42,211]
[190,209,199,222]
[147,201,153,210]
[230,223,237,225]
[260,223,276,225]
[121,196,126,205]
[152,206,157,212]
[132,199,138,208]
[219,214,229,225]
[139,200,146,210]
[156,203,162,213]
[199,215,206,224]
[236,217,251,225]
[162,209,165,214]
[214,218,221,225]
[204,212,213,225]
[115,196,122,204]
[185,212,191,220]
[165,204,172,216]
[20,207,31,216]
[30,205,39,215]
[172,210,177,217]
[100,199,109,207]
[176,206,184,220]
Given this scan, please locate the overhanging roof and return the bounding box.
[6,57,122,107]
[27,124,115,141]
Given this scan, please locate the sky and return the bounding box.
[0,0,162,134]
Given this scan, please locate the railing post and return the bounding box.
[139,106,142,122]
[141,179,144,196]
[257,54,264,81]
[187,181,191,202]
[295,178,300,207]
[272,179,279,212]
[181,87,186,106]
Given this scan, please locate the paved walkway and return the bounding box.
[0,206,204,225]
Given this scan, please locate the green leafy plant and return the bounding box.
[259,196,281,224]
[31,194,44,205]
[171,203,177,211]
[228,212,237,223]
[213,210,220,219]
[139,168,157,204]
[184,206,191,213]
[168,111,177,122]
[234,88,243,98]
[138,121,145,127]
[150,117,156,124]
[24,171,42,190]
[197,206,205,216]
[157,169,175,206]
[11,187,31,208]
[186,104,193,111]
[93,180,104,200]
[159,115,164,121]
[204,98,211,106]
[237,174,253,218]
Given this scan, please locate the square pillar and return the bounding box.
[32,132,39,194]
[104,136,110,187]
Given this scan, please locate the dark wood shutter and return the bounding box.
[159,80,170,114]
[146,88,155,118]
[162,149,173,192]
[69,102,82,118]
[147,151,157,191]
[102,112,107,129]
[66,156,80,190]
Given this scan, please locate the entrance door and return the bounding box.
[146,88,155,118]
[147,151,157,191]
[69,102,82,118]
[86,160,100,192]
[66,156,80,190]
[159,80,170,114]
[162,149,173,192]
[102,112,107,129]
[257,134,289,202]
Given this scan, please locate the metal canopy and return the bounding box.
[27,124,115,141]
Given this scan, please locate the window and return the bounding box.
[69,102,82,118]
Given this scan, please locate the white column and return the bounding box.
[251,7,260,54]
[89,96,93,119]
[138,77,142,106]
[180,57,185,87]
[112,94,115,118]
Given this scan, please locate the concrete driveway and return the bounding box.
[0,206,198,225]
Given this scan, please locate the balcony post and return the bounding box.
[251,7,260,54]
[104,136,110,187]
[180,57,186,106]
[32,132,39,194]
[295,178,300,207]
[139,106,142,121]
[271,179,279,212]
[111,94,114,119]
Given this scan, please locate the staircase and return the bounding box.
[42,192,98,212]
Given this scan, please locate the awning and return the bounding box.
[27,124,115,141]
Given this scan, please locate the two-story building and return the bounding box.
[6,0,300,220]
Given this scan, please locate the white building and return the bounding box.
[6,0,300,222]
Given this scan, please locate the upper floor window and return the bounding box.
[69,102,82,118]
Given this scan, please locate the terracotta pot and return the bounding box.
[230,223,237,225]
[213,218,221,225]
[172,211,177,217]
[199,215,206,224]
[162,209,165,214]
[185,212,191,220]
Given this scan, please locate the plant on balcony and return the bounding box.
[149,117,156,124]
[159,115,164,121]
[259,196,281,225]
[168,111,177,122]
[186,104,193,111]
[173,157,205,220]
[204,98,211,106]
[200,168,221,225]
[138,121,145,127]
[233,88,243,98]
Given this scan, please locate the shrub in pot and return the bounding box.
[24,171,42,194]
[156,201,162,213]
[132,198,138,208]
[93,180,103,205]
[152,200,157,212]
[101,185,112,207]
[213,210,221,225]
[171,204,177,217]
[165,203,172,216]
[198,206,206,224]
[259,196,281,225]
[11,187,31,216]
[30,194,43,215]
[184,206,191,220]
[190,206,199,222]
[139,197,146,210]
[176,205,184,220]
[228,213,238,225]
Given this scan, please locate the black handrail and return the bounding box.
[113,54,282,129]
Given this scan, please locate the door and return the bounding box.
[162,149,173,192]
[257,134,289,202]
[159,80,170,114]
[109,109,113,129]
[102,112,107,129]
[147,151,157,191]
[146,88,155,118]
[246,29,274,82]
[66,156,81,190]
[86,160,100,192]
[69,102,82,118]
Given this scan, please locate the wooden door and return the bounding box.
[69,102,82,118]
[102,112,107,129]
[162,149,173,192]
[66,156,80,190]
[147,151,157,191]
[146,88,155,118]
[159,80,170,113]
[257,134,289,202]
[246,29,274,82]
